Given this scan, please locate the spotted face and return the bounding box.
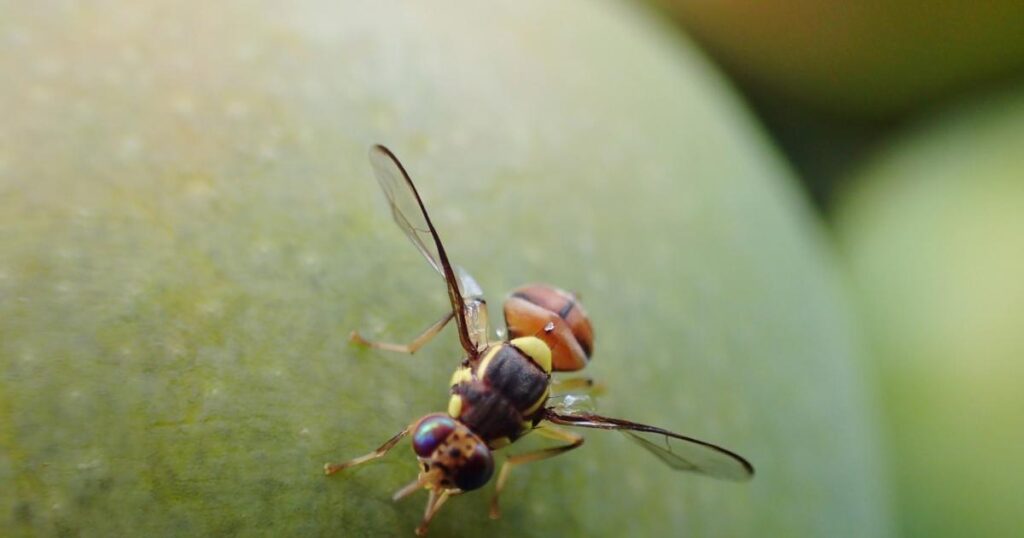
[410,413,494,492]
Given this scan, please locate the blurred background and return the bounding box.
[652,0,1024,209]
[2,1,1023,536]
[651,1,1024,536]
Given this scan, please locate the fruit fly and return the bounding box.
[325,145,754,535]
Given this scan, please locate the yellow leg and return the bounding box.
[350,311,455,354]
[550,377,607,396]
[324,427,410,476]
[415,488,452,536]
[489,425,584,519]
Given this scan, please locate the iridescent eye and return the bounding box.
[412,414,456,457]
[452,442,494,491]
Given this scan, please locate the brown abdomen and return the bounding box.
[503,284,594,371]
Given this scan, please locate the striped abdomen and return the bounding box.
[503,284,593,371]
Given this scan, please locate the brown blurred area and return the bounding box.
[649,0,1024,209]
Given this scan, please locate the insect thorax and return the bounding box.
[447,338,551,448]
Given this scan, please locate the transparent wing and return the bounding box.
[548,391,598,414]
[455,266,490,350]
[369,145,444,275]
[544,408,754,482]
[455,266,483,298]
[367,145,484,355]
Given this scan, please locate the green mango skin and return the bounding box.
[835,91,1024,536]
[654,0,1024,119]
[0,1,890,536]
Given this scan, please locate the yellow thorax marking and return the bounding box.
[476,345,503,379]
[522,386,549,417]
[448,366,473,387]
[510,336,552,374]
[447,394,463,418]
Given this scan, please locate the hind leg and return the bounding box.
[350,311,455,354]
[489,425,584,519]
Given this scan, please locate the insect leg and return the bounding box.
[550,377,607,396]
[414,488,452,536]
[488,425,584,519]
[350,310,455,354]
[324,426,410,475]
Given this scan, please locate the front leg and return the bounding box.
[350,310,455,354]
[489,425,584,519]
[415,488,452,536]
[324,426,411,475]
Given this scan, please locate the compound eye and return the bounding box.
[453,442,494,491]
[412,414,456,457]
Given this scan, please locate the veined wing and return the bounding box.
[367,145,483,356]
[369,145,445,274]
[544,408,754,481]
[455,266,490,350]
